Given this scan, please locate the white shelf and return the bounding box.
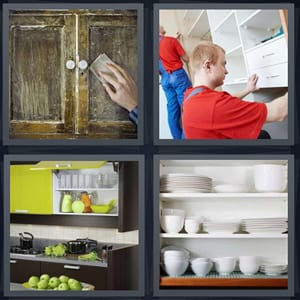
[239,9,280,31]
[160,159,288,167]
[160,233,288,239]
[160,192,288,201]
[187,10,209,38]
[55,212,118,217]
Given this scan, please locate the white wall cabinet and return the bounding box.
[52,163,119,216]
[206,9,287,89]
[159,158,290,288]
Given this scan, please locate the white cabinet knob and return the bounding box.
[78,60,88,70]
[66,60,76,70]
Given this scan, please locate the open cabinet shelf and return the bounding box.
[160,272,288,288]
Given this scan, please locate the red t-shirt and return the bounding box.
[182,86,267,139]
[159,36,186,72]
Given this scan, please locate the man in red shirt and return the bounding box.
[182,42,288,139]
[159,26,192,139]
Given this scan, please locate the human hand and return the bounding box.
[246,74,260,93]
[99,63,137,112]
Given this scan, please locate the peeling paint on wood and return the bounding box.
[9,10,138,139]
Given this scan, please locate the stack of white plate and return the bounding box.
[241,218,288,234]
[203,221,240,234]
[160,246,190,276]
[160,174,212,193]
[260,263,288,275]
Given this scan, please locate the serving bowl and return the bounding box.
[160,215,184,233]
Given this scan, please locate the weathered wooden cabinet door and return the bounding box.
[9,10,138,139]
[9,12,76,138]
[78,10,138,138]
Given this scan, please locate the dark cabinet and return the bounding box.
[40,261,107,290]
[9,9,137,139]
[10,259,40,283]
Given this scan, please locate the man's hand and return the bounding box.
[246,74,260,93]
[99,63,137,112]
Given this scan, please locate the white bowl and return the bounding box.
[160,215,184,233]
[184,218,199,234]
[214,184,249,193]
[161,208,185,217]
[161,246,190,258]
[254,164,287,192]
[190,257,210,264]
[238,256,260,275]
[214,257,237,275]
[191,261,213,276]
[163,259,189,276]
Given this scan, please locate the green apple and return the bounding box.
[37,279,48,290]
[67,278,76,286]
[59,275,69,283]
[69,279,82,291]
[58,282,69,290]
[28,276,39,288]
[40,273,50,282]
[48,276,60,289]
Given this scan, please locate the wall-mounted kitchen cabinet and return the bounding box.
[10,165,53,214]
[206,9,288,89]
[10,161,138,232]
[9,9,137,139]
[158,158,292,289]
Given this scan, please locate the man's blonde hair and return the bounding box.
[191,41,225,71]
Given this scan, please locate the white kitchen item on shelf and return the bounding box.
[203,221,240,234]
[241,217,288,234]
[160,215,184,234]
[59,174,66,188]
[190,260,213,276]
[184,218,199,234]
[161,246,190,258]
[161,208,185,217]
[72,174,78,188]
[253,164,287,192]
[160,173,212,193]
[78,174,85,188]
[260,263,287,275]
[214,184,249,193]
[238,256,260,275]
[214,257,237,275]
[190,257,210,264]
[85,174,93,188]
[65,174,72,189]
[162,258,189,276]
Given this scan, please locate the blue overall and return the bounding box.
[159,36,192,139]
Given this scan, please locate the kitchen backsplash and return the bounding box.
[10,224,138,244]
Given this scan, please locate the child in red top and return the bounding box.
[182,42,288,139]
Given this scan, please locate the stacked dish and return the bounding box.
[241,217,288,234]
[160,174,212,193]
[260,263,288,275]
[203,221,240,234]
[161,246,190,276]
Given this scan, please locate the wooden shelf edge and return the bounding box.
[160,277,288,288]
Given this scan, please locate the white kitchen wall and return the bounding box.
[10,224,138,244]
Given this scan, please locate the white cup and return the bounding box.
[214,257,237,275]
[254,164,287,192]
[59,175,66,188]
[239,256,260,275]
[78,174,85,188]
[65,175,72,188]
[85,174,93,188]
[184,218,199,234]
[72,174,78,188]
